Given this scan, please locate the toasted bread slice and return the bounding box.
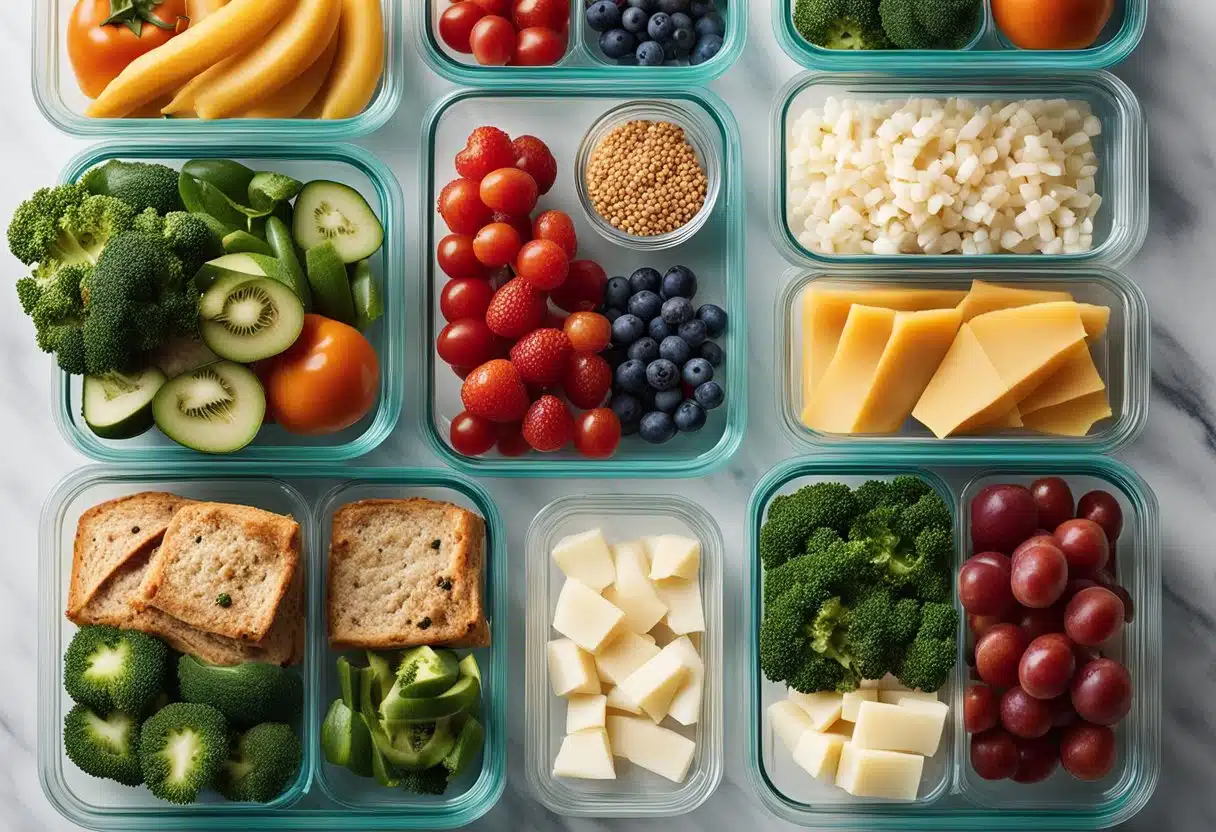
[328,498,487,649]
[67,492,194,617]
[139,503,300,643]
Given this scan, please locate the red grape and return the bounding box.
[1013,533,1058,561]
[1054,518,1110,574]
[1011,543,1068,608]
[1031,477,1075,532]
[1070,658,1132,725]
[970,730,1019,780]
[1012,734,1060,783]
[969,613,1004,639]
[1092,570,1135,623]
[975,623,1030,689]
[1048,694,1078,728]
[971,484,1039,554]
[965,684,1000,733]
[1064,586,1125,646]
[573,408,621,459]
[958,552,1015,616]
[1000,686,1053,738]
[1076,490,1123,543]
[1062,576,1098,602]
[1015,604,1065,641]
[1018,634,1076,700]
[514,25,567,66]
[1060,722,1117,781]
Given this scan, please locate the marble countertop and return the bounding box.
[1,1,1211,830]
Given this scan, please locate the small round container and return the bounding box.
[575,100,722,252]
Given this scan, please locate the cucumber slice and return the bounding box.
[442,716,484,779]
[222,230,274,256]
[152,361,266,454]
[293,180,384,263]
[200,277,305,363]
[321,699,373,778]
[392,648,460,700]
[306,242,357,325]
[380,674,481,724]
[349,260,382,331]
[365,651,399,706]
[337,657,363,711]
[377,719,455,773]
[195,252,298,295]
[265,216,312,310]
[82,368,167,439]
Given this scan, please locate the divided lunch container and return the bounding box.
[420,87,747,478]
[54,142,406,464]
[32,0,404,139]
[745,456,1161,830]
[38,466,507,830]
[771,71,1149,270]
[773,0,1147,72]
[776,267,1150,456]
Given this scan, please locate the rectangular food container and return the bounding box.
[420,87,746,478]
[414,0,745,87]
[771,71,1148,270]
[524,493,724,816]
[38,465,507,830]
[54,142,405,464]
[776,267,1150,456]
[745,455,1160,830]
[32,0,403,139]
[773,0,1146,72]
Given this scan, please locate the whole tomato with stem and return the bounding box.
[69,0,188,99]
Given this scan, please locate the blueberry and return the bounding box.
[604,276,632,310]
[695,380,724,410]
[670,11,693,30]
[628,290,662,321]
[657,0,690,12]
[626,0,656,9]
[671,25,696,53]
[627,336,659,364]
[636,40,664,65]
[661,265,697,299]
[696,303,728,337]
[615,359,649,395]
[659,335,692,366]
[648,316,671,341]
[661,296,694,325]
[610,392,643,427]
[647,12,674,41]
[645,358,680,391]
[690,0,715,16]
[662,39,678,60]
[678,318,708,347]
[605,308,623,324]
[586,0,622,31]
[629,267,662,294]
[639,411,676,443]
[682,357,713,387]
[621,7,649,33]
[674,399,707,432]
[699,340,724,366]
[690,33,723,65]
[599,28,637,59]
[653,388,683,413]
[694,12,724,37]
[611,313,646,346]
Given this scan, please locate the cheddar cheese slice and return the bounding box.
[912,324,1022,438]
[1023,390,1113,436]
[802,305,896,433]
[1078,303,1111,343]
[967,302,1089,403]
[1018,341,1106,416]
[957,280,1072,321]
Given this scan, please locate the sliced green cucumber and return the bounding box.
[321,699,373,777]
[265,216,312,311]
[349,259,382,331]
[380,674,480,724]
[200,277,305,363]
[152,361,266,454]
[222,230,274,257]
[376,719,455,773]
[293,180,384,263]
[442,716,484,779]
[337,656,363,711]
[306,242,357,325]
[392,647,460,700]
[457,654,481,684]
[365,651,399,706]
[82,368,166,439]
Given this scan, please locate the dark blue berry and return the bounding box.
[629,267,662,294]
[628,290,662,321]
[699,340,724,366]
[615,359,649,395]
[621,7,649,33]
[627,336,659,364]
[657,0,689,12]
[586,0,622,31]
[695,380,724,410]
[605,307,624,323]
[661,296,694,325]
[694,12,724,37]
[611,313,646,346]
[648,317,671,341]
[636,40,664,65]
[611,393,643,427]
[696,303,728,337]
[639,411,676,443]
[690,0,715,17]
[645,358,680,391]
[627,0,656,9]
[671,25,696,53]
[690,33,723,64]
[678,318,708,347]
[659,335,691,366]
[599,28,636,59]
[682,357,713,387]
[661,265,697,299]
[674,399,707,432]
[647,12,674,41]
[604,276,632,310]
[653,389,682,413]
[670,11,693,30]
[662,39,678,60]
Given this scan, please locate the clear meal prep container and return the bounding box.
[776,267,1150,456]
[744,455,1160,830]
[771,71,1148,271]
[38,465,507,830]
[523,494,724,817]
[32,0,404,139]
[420,87,746,478]
[54,142,405,464]
[414,0,746,87]
[773,0,1146,72]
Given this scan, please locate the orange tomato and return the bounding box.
[68,0,189,99]
[258,314,380,435]
[992,0,1113,50]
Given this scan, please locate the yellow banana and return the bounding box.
[238,26,341,119]
[316,0,384,120]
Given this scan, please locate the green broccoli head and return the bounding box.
[760,583,822,683]
[133,207,166,236]
[759,483,859,568]
[896,492,953,540]
[401,766,450,796]
[890,597,923,645]
[840,588,904,681]
[849,489,954,599]
[177,657,304,730]
[805,526,843,556]
[853,479,893,513]
[19,259,91,374]
[794,0,891,50]
[878,0,979,49]
[887,474,933,507]
[215,722,302,803]
[8,185,135,268]
[138,702,230,804]
[790,651,860,694]
[63,704,143,786]
[896,602,959,692]
[64,626,168,716]
[163,212,224,276]
[82,160,184,216]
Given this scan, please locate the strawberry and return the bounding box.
[485,277,547,339]
[522,394,574,452]
[550,259,608,313]
[510,327,572,386]
[563,351,612,410]
[455,126,516,182]
[513,135,557,195]
[461,359,530,422]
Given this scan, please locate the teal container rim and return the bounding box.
[30,0,404,140]
[773,0,1146,71]
[775,265,1151,456]
[417,86,748,479]
[742,454,1161,830]
[770,70,1149,271]
[52,141,405,465]
[412,0,746,87]
[38,465,507,830]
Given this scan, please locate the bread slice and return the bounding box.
[67,492,194,617]
[138,503,300,643]
[328,498,487,649]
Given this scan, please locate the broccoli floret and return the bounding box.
[759,483,859,568]
[794,0,890,49]
[401,765,450,796]
[891,597,922,645]
[853,479,893,513]
[790,651,859,694]
[82,160,183,216]
[133,207,166,236]
[887,474,933,507]
[163,212,224,276]
[878,0,979,49]
[138,702,230,804]
[177,657,304,730]
[64,626,168,716]
[839,588,904,681]
[63,704,143,786]
[896,602,959,692]
[19,261,91,374]
[805,526,843,556]
[215,723,302,803]
[897,492,953,540]
[849,490,953,600]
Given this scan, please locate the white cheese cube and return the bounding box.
[646,535,701,581]
[553,578,627,653]
[594,631,660,686]
[552,528,616,591]
[793,730,848,780]
[852,700,946,757]
[566,694,607,733]
[860,678,882,690]
[662,636,704,726]
[604,541,668,633]
[841,688,879,722]
[617,645,689,723]
[606,716,696,783]
[878,673,913,691]
[826,719,855,739]
[835,743,924,801]
[788,691,843,731]
[604,685,643,715]
[553,729,616,780]
[648,621,679,646]
[547,639,600,697]
[878,689,938,706]
[897,697,951,726]
[654,576,705,634]
[768,700,813,752]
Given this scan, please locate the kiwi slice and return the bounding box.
[293,180,384,264]
[200,277,305,363]
[152,361,266,454]
[82,367,166,439]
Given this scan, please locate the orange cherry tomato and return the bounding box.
[991,0,1113,50]
[258,314,380,435]
[68,0,189,100]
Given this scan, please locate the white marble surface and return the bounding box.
[0,1,1212,830]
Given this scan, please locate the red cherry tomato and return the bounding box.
[469,15,515,66]
[472,221,523,267]
[515,239,569,291]
[438,179,493,235]
[438,1,486,53]
[574,408,622,458]
[479,167,539,216]
[513,0,569,29]
[450,410,497,455]
[533,210,578,258]
[514,26,567,66]
[491,211,533,244]
[470,0,511,13]
[437,233,490,280]
[496,421,531,456]
[551,260,608,314]
[440,278,496,322]
[437,318,499,368]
